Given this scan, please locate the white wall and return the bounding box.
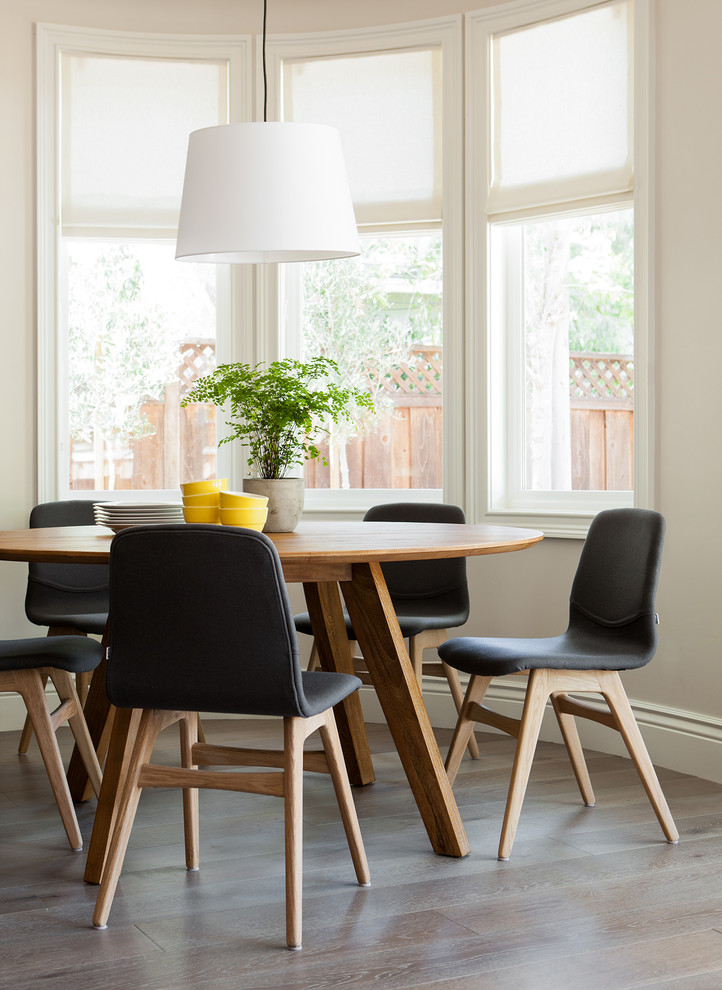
[1,0,720,779]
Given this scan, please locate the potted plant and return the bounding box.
[181,356,373,531]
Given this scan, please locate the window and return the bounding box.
[492,207,634,498]
[37,8,649,531]
[265,19,463,510]
[37,27,250,499]
[467,0,651,536]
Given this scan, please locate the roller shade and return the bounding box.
[61,54,228,235]
[489,0,633,218]
[283,48,442,226]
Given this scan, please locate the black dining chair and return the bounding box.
[0,635,103,849]
[19,500,109,754]
[442,508,678,860]
[92,524,369,950]
[295,502,478,758]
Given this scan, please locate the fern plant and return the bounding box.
[182,356,373,479]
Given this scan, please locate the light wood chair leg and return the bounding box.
[309,640,355,673]
[445,675,492,785]
[409,630,479,761]
[76,670,92,706]
[284,717,305,950]
[307,642,321,671]
[20,627,94,753]
[551,692,595,807]
[442,662,480,760]
[599,671,679,843]
[408,635,424,683]
[179,713,200,870]
[48,668,103,799]
[17,669,83,851]
[17,718,33,755]
[318,710,370,888]
[18,670,94,754]
[93,710,168,929]
[18,672,48,754]
[84,707,138,886]
[498,669,552,861]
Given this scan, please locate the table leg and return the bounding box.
[67,641,114,802]
[83,706,142,885]
[341,561,470,858]
[302,582,375,786]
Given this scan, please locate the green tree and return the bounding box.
[68,245,181,488]
[568,213,634,353]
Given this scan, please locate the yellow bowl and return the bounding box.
[182,491,220,507]
[219,507,268,531]
[180,478,228,497]
[183,505,220,524]
[219,490,269,509]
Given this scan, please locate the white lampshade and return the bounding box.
[175,122,360,264]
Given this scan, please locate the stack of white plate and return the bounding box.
[93,501,184,534]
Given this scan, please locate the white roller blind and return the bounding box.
[61,54,228,234]
[489,0,632,217]
[283,48,442,225]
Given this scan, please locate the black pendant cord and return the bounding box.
[262,0,268,123]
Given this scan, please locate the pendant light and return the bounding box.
[175,1,359,264]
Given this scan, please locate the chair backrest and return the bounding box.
[106,524,316,717]
[363,503,469,615]
[570,508,665,633]
[25,501,109,624]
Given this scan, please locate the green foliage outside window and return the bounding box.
[68,244,180,445]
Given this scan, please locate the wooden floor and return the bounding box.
[1,718,721,990]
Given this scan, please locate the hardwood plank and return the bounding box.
[636,973,722,990]
[406,931,722,990]
[0,720,720,989]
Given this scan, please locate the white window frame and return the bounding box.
[36,24,253,502]
[465,0,653,538]
[262,17,464,515]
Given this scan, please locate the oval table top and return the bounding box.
[0,521,543,582]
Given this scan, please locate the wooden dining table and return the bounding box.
[0,519,542,877]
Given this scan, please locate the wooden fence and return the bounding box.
[69,344,632,493]
[569,353,633,491]
[305,346,443,490]
[70,340,217,491]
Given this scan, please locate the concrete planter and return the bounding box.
[242,477,305,533]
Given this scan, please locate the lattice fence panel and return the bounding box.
[179,339,216,397]
[570,353,633,405]
[368,346,442,396]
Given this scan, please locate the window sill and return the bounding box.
[302,488,444,519]
[485,507,636,540]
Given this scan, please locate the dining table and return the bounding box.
[0,518,543,879]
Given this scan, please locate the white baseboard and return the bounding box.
[359,678,722,785]
[4,680,720,786]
